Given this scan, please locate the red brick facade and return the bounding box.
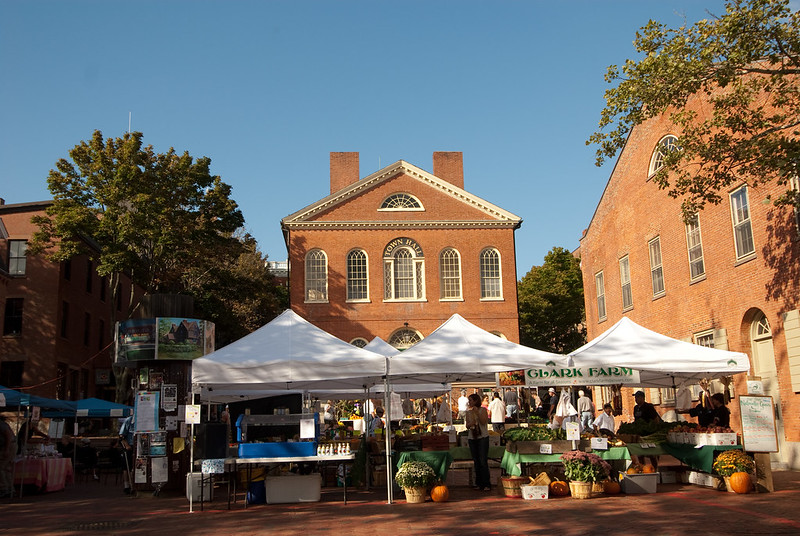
[281,152,522,346]
[0,200,137,400]
[579,95,800,468]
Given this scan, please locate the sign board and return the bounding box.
[738,395,778,453]
[185,404,201,425]
[565,422,580,441]
[746,381,763,395]
[524,365,640,387]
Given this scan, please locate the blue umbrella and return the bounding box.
[42,397,133,418]
[0,384,77,411]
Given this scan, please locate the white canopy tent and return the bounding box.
[568,317,750,387]
[199,383,451,404]
[363,336,399,357]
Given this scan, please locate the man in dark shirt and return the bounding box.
[632,391,661,423]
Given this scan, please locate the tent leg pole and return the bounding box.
[384,358,393,504]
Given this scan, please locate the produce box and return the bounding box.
[506,440,573,454]
[238,441,316,458]
[707,433,738,446]
[421,435,451,451]
[621,473,659,494]
[521,485,549,500]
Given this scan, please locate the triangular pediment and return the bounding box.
[281,160,522,229]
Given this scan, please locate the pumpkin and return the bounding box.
[626,465,641,474]
[642,464,656,474]
[549,480,570,497]
[603,479,621,494]
[430,484,450,502]
[729,472,752,494]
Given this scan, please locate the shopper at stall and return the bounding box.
[366,406,385,437]
[465,393,491,491]
[323,400,337,428]
[57,434,75,459]
[488,392,506,432]
[592,403,616,437]
[457,389,469,422]
[503,388,518,420]
[577,390,595,431]
[709,393,731,428]
[76,438,100,480]
[435,396,452,425]
[632,391,661,423]
[547,387,558,422]
[0,415,16,498]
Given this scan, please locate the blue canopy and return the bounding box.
[42,397,133,418]
[0,384,78,411]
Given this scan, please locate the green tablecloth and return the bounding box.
[501,447,631,477]
[661,443,742,473]
[396,451,454,481]
[448,446,507,461]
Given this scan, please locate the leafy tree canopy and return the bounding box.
[518,247,586,354]
[588,0,800,219]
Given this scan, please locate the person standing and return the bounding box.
[546,387,558,422]
[0,416,17,498]
[457,389,469,422]
[592,403,617,437]
[118,414,135,494]
[465,393,491,491]
[632,391,661,423]
[709,393,731,428]
[503,388,518,421]
[488,392,506,433]
[577,390,595,431]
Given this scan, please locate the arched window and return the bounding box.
[439,248,462,300]
[346,249,368,301]
[649,135,679,176]
[388,328,422,350]
[383,239,425,301]
[479,248,502,299]
[304,249,327,302]
[379,193,423,210]
[350,338,369,348]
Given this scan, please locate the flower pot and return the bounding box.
[569,481,593,499]
[404,486,428,503]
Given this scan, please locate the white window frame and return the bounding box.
[648,236,665,297]
[378,193,424,211]
[350,337,369,348]
[595,271,606,321]
[730,185,755,259]
[439,248,462,301]
[346,249,369,302]
[479,248,503,300]
[619,255,633,311]
[8,239,27,276]
[790,175,800,236]
[383,247,425,302]
[648,135,679,177]
[388,327,423,350]
[685,214,706,280]
[304,249,328,303]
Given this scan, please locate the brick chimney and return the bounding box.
[330,152,360,194]
[433,151,463,189]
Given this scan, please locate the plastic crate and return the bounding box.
[621,473,659,494]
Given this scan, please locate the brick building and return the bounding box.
[281,152,523,348]
[578,96,800,469]
[0,199,137,400]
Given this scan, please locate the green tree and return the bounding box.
[517,247,586,353]
[588,0,800,219]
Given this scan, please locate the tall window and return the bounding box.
[649,135,679,176]
[383,242,425,301]
[304,249,328,302]
[85,260,93,293]
[685,214,705,280]
[83,312,91,346]
[649,237,665,297]
[439,248,462,300]
[791,175,800,235]
[595,271,606,321]
[619,256,633,310]
[0,361,23,388]
[730,186,755,259]
[479,248,502,299]
[8,240,27,276]
[346,249,368,301]
[3,298,23,336]
[61,301,70,338]
[98,319,105,350]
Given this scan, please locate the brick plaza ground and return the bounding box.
[2,471,800,536]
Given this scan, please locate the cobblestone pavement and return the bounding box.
[2,471,799,536]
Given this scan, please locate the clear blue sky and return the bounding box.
[1,0,735,277]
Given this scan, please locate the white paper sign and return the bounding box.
[300,418,316,439]
[110,409,123,417]
[165,416,178,431]
[566,422,580,440]
[134,458,147,483]
[591,437,608,450]
[48,420,65,439]
[151,456,169,483]
[539,443,553,454]
[185,404,201,425]
[746,381,763,395]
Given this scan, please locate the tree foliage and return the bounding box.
[588,0,800,219]
[517,247,586,354]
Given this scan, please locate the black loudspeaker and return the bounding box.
[196,423,228,459]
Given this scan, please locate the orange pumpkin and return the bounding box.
[729,472,752,494]
[642,464,656,474]
[603,479,621,494]
[549,480,570,497]
[626,465,641,474]
[431,484,450,502]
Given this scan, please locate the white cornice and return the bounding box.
[282,220,521,230]
[281,160,522,226]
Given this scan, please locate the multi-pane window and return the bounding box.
[379,193,422,210]
[685,214,705,280]
[305,250,328,302]
[83,312,91,346]
[350,338,369,348]
[694,331,715,348]
[649,135,679,176]
[0,360,23,389]
[3,298,23,336]
[649,237,665,297]
[61,301,70,338]
[479,248,502,299]
[595,271,606,321]
[388,328,422,350]
[8,240,27,276]
[86,260,93,293]
[346,249,368,301]
[730,186,755,259]
[383,245,425,301]
[439,248,462,300]
[791,175,800,235]
[619,255,633,310]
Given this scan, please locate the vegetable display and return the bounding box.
[503,427,566,442]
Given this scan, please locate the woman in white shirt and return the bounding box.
[488,392,506,432]
[592,403,616,437]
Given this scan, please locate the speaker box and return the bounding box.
[197,423,228,459]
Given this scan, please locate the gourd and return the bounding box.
[729,472,752,494]
[430,484,450,502]
[549,480,569,496]
[603,479,621,494]
[642,464,656,474]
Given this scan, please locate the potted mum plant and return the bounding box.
[395,461,437,503]
[560,450,612,499]
[712,450,756,493]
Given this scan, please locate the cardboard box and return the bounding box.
[621,473,659,494]
[521,485,549,500]
[264,474,322,504]
[707,433,738,446]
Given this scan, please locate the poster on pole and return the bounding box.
[135,391,160,432]
[738,395,778,453]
